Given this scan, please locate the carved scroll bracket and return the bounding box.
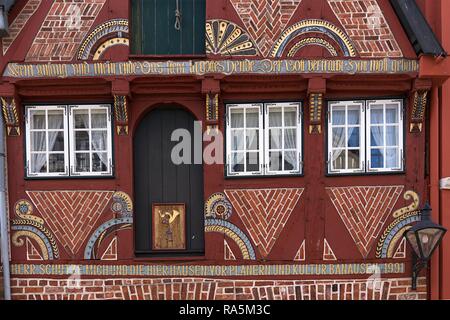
[410,79,431,133]
[112,79,130,135]
[202,78,221,133]
[0,83,20,136]
[307,78,326,134]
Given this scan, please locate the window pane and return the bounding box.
[332,108,345,125]
[92,131,107,151]
[284,107,297,126]
[48,110,64,129]
[31,111,46,130]
[231,130,244,151]
[284,129,297,149]
[269,151,282,171]
[269,129,282,149]
[284,151,297,171]
[386,148,399,168]
[31,132,46,151]
[386,126,399,146]
[332,150,345,170]
[92,153,108,172]
[269,107,282,127]
[76,153,90,172]
[31,154,47,173]
[246,152,259,171]
[74,110,89,129]
[348,150,360,169]
[371,149,384,168]
[348,107,360,125]
[49,131,64,152]
[91,109,108,128]
[246,109,259,128]
[347,127,360,148]
[231,152,244,173]
[386,106,399,123]
[332,128,345,148]
[75,131,90,151]
[371,126,384,146]
[230,109,244,128]
[246,129,259,151]
[49,154,65,173]
[371,107,383,124]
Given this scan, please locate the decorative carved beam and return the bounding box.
[202,78,221,132]
[1,97,20,136]
[308,93,324,134]
[307,78,326,134]
[410,79,431,133]
[111,79,130,135]
[410,90,428,133]
[113,95,129,135]
[206,92,219,131]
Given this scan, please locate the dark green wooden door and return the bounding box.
[131,0,206,55]
[134,107,204,256]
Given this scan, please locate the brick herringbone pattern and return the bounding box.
[2,0,42,54]
[328,0,402,57]
[26,0,106,61]
[225,188,304,257]
[230,0,302,56]
[27,191,114,256]
[326,186,403,258]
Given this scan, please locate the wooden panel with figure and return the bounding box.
[152,203,186,250]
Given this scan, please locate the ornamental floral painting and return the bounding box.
[152,203,186,250]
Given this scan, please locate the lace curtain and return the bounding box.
[32,113,63,173]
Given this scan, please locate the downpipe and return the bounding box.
[0,111,11,300]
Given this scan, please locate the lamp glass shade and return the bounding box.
[417,228,445,259]
[406,230,421,257]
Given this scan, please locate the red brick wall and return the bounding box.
[10,277,426,300]
[25,0,106,62]
[1,0,42,55]
[328,0,403,57]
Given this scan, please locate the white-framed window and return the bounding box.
[26,106,69,177]
[25,104,113,178]
[327,99,404,174]
[328,101,365,174]
[265,103,302,175]
[367,100,404,172]
[69,105,113,176]
[226,102,302,177]
[226,103,264,176]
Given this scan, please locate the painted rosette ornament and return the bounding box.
[204,192,232,220]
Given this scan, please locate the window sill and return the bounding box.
[225,173,304,180]
[134,253,206,261]
[325,170,405,177]
[129,54,207,60]
[24,175,116,181]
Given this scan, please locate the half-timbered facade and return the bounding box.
[0,0,449,300]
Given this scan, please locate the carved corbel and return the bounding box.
[113,95,129,135]
[202,78,221,133]
[410,90,428,133]
[206,92,219,132]
[307,78,326,134]
[309,93,324,134]
[112,79,130,135]
[1,96,20,136]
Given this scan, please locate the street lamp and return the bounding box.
[403,203,447,290]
